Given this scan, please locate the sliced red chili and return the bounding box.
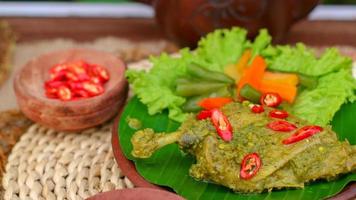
[67,61,88,75]
[57,86,72,101]
[240,153,262,180]
[50,70,67,81]
[45,61,109,101]
[211,109,233,142]
[90,76,102,84]
[73,89,90,98]
[196,110,212,120]
[250,104,264,113]
[269,110,288,119]
[91,65,110,83]
[68,81,84,90]
[50,64,68,75]
[283,125,323,145]
[45,80,67,89]
[82,82,104,96]
[260,92,282,107]
[45,87,58,98]
[267,120,297,132]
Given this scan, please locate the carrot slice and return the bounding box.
[263,71,299,86]
[260,79,297,103]
[237,55,267,95]
[198,97,233,110]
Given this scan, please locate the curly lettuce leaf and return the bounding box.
[127,27,261,122]
[194,27,251,72]
[288,69,356,125]
[251,29,272,58]
[126,50,191,122]
[264,43,352,76]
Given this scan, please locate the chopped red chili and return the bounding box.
[260,92,282,107]
[44,60,109,101]
[82,81,104,96]
[240,153,262,180]
[269,110,288,119]
[211,109,233,142]
[283,125,323,145]
[91,65,110,83]
[196,110,212,120]
[267,120,297,132]
[250,104,264,113]
[57,86,72,101]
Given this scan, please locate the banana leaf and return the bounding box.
[119,96,356,200]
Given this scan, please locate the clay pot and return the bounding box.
[138,0,319,47]
[14,49,128,132]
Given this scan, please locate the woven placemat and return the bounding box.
[3,122,135,200]
[0,38,175,200]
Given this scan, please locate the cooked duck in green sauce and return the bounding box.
[131,102,356,193]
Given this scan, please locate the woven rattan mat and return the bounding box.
[1,38,175,200]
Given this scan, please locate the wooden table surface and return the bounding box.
[2,17,356,47]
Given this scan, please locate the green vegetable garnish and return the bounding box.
[239,84,262,104]
[126,27,356,125]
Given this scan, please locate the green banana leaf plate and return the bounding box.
[113,96,356,200]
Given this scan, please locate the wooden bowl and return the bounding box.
[14,48,128,131]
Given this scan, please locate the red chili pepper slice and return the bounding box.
[64,71,80,82]
[250,104,264,113]
[45,61,110,101]
[50,64,68,75]
[211,109,233,142]
[269,110,288,119]
[82,82,104,96]
[44,80,67,89]
[45,87,58,99]
[91,65,110,83]
[240,153,262,180]
[90,76,102,84]
[50,70,67,81]
[260,92,282,107]
[283,125,323,145]
[68,81,84,90]
[196,110,212,120]
[67,61,88,75]
[267,120,297,132]
[57,86,72,101]
[73,89,90,98]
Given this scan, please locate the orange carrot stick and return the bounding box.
[262,71,299,86]
[260,79,297,103]
[237,55,267,95]
[198,97,233,110]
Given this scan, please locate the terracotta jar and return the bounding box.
[138,0,319,47]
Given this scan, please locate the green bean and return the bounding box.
[182,96,205,112]
[298,74,318,89]
[187,64,235,84]
[239,84,261,104]
[175,82,227,97]
[176,77,196,85]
